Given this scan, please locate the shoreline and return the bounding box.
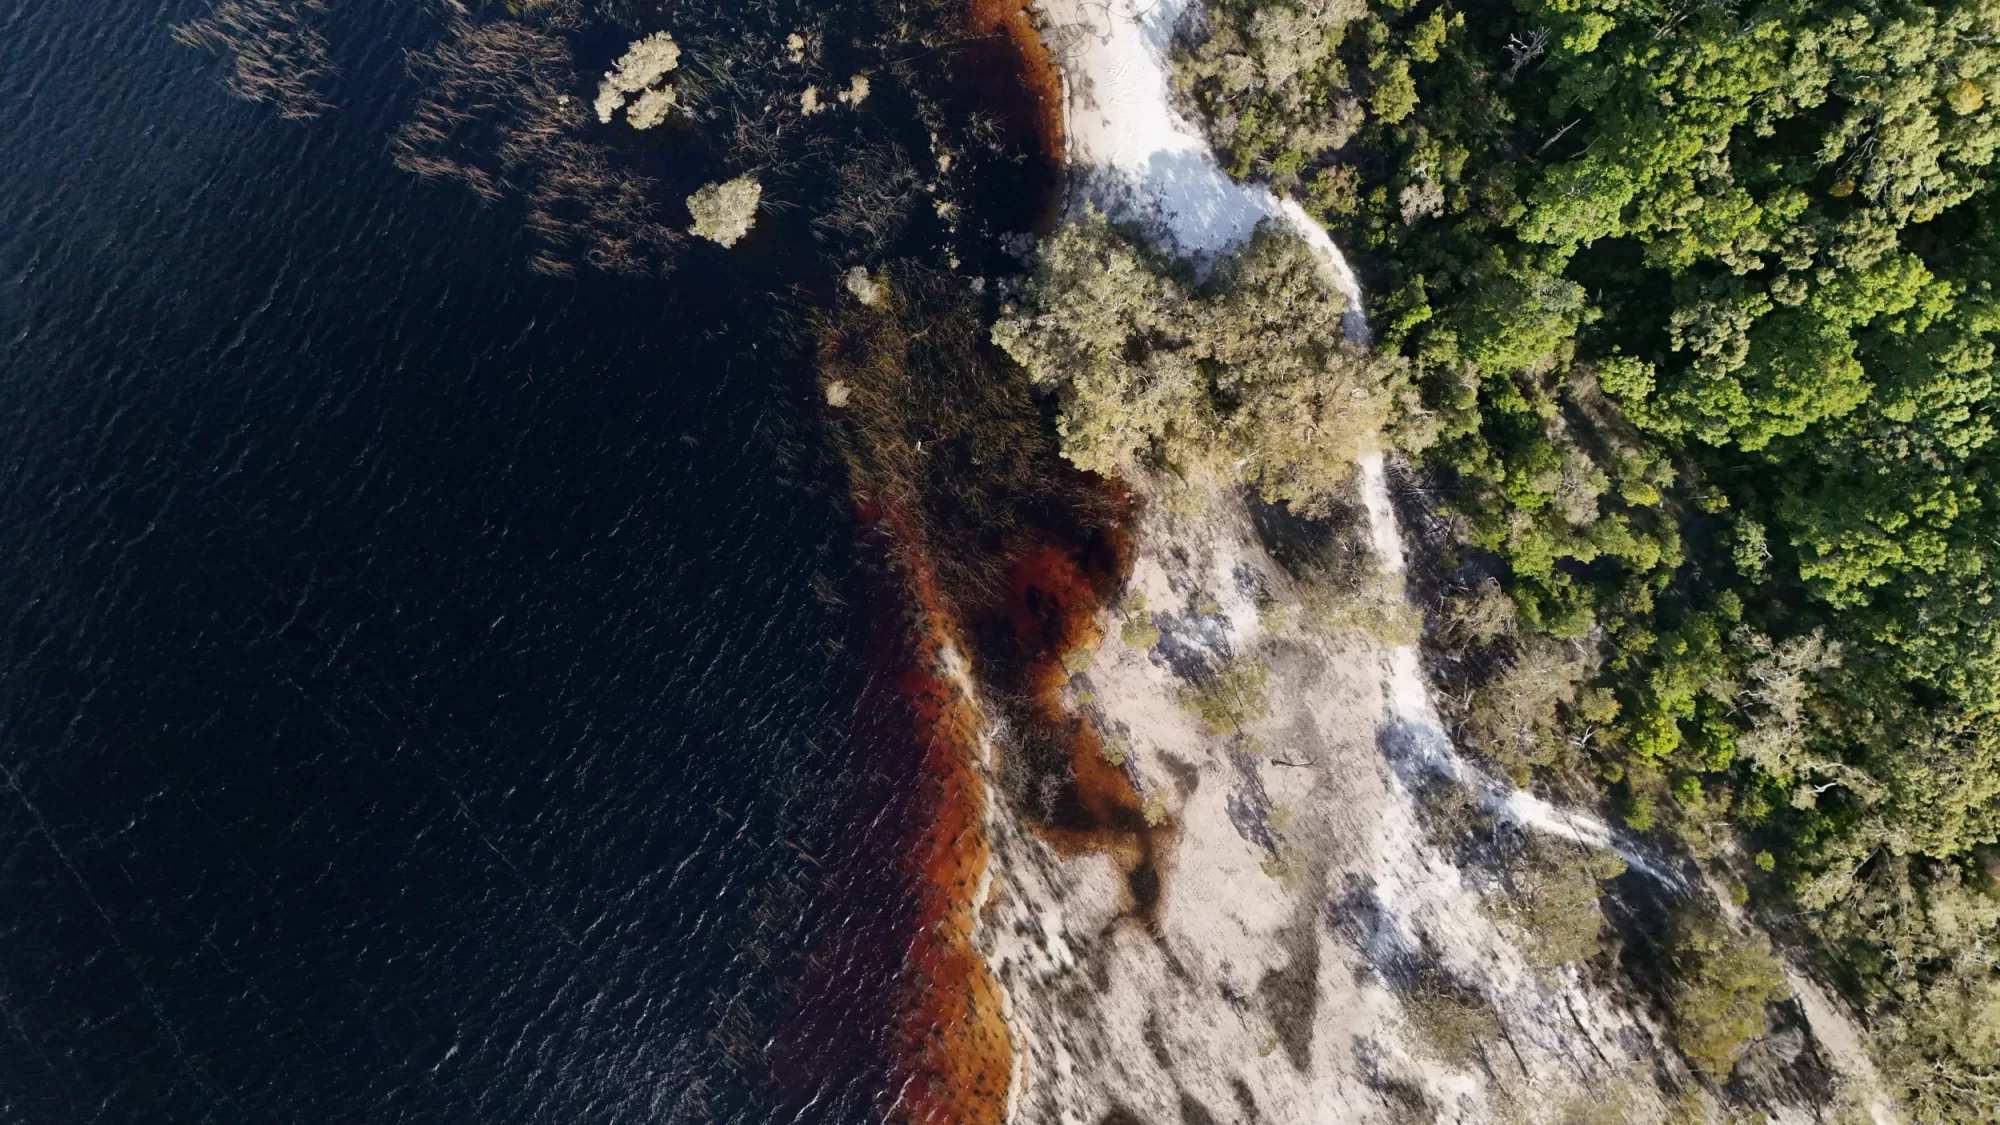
[966,0,1897,1119]
[970,0,1067,171]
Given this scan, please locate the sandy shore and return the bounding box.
[976,474,1723,1123]
[970,0,1895,1118]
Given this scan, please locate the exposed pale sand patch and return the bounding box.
[978,476,1724,1123]
[1035,0,1366,332]
[1786,972,1901,1125]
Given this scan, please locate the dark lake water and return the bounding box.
[0,1,915,1120]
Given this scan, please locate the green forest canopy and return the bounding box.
[1165,0,2000,1114]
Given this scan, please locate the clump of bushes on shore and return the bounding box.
[1173,0,1368,184]
[993,207,1407,517]
[1666,909,1790,1082]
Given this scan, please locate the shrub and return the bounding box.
[993,208,1404,516]
[1173,0,1367,179]
[1884,964,2000,1122]
[625,86,677,129]
[1120,613,1161,650]
[1402,970,1502,1068]
[1666,909,1789,1081]
[1460,638,1594,786]
[1482,837,1624,967]
[1369,56,1417,125]
[1436,577,1516,649]
[1301,570,1422,646]
[686,176,762,247]
[1185,656,1271,733]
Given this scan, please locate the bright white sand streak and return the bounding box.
[1048,0,1367,333]
[1359,456,1685,887]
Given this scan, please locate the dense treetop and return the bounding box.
[1163,0,2000,1112]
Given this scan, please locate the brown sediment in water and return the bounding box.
[794,31,1129,1091]
[769,484,1014,1124]
[807,266,1171,1111]
[866,495,1017,1125]
[861,489,1166,1125]
[815,387,1148,1124]
[967,523,1176,921]
[970,0,1066,169]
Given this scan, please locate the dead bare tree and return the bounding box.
[1503,28,1549,83]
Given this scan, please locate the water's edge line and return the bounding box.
[939,641,1030,1123]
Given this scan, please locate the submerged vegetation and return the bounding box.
[173,0,336,120]
[393,7,685,276]
[188,0,1021,278]
[1163,0,2000,1108]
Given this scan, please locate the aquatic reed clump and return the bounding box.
[813,145,920,255]
[393,14,680,276]
[624,86,677,130]
[172,0,336,120]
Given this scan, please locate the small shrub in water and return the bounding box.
[594,31,680,124]
[686,176,762,247]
